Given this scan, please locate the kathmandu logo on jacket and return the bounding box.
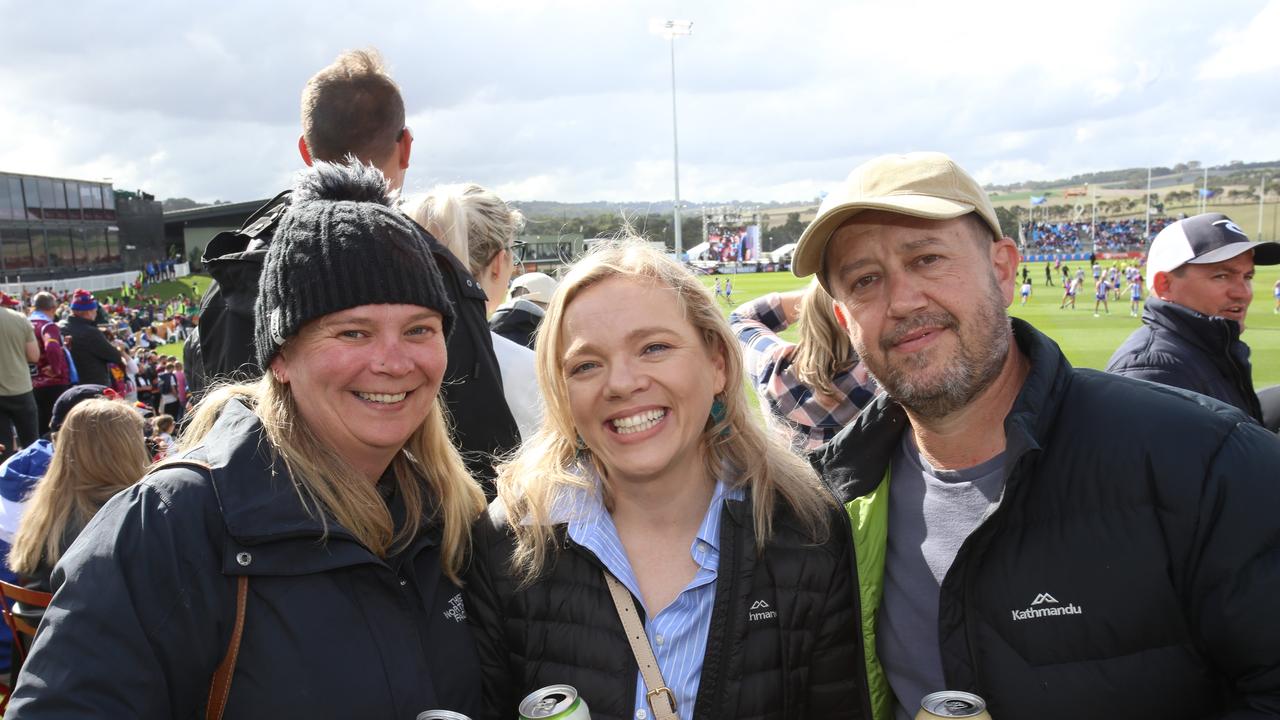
[749,599,777,622]
[443,592,466,623]
[1012,592,1084,622]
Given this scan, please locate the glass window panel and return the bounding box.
[2,229,32,271]
[82,184,98,210]
[0,179,10,220]
[22,178,41,220]
[103,226,120,264]
[9,179,24,220]
[71,226,89,266]
[45,228,72,269]
[28,228,48,268]
[38,179,54,208]
[52,181,67,209]
[66,182,80,209]
[101,187,115,220]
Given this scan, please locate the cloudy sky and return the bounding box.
[2,0,1277,205]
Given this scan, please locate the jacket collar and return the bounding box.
[814,318,1070,502]
[196,400,440,553]
[1141,296,1240,354]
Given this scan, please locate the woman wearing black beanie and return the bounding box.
[8,159,486,719]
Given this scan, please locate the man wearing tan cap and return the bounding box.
[798,152,1280,720]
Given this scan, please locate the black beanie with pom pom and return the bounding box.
[254,159,455,367]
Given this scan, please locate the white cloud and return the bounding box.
[0,0,1276,204]
[1199,0,1280,80]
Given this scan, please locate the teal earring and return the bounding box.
[710,397,727,424]
[707,396,730,437]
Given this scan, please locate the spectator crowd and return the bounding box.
[1022,217,1174,253]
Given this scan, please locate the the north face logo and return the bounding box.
[1012,591,1083,622]
[443,592,466,623]
[748,599,776,622]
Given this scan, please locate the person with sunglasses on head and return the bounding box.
[404,184,543,447]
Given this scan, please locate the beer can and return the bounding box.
[518,684,591,719]
[416,711,472,720]
[916,691,992,720]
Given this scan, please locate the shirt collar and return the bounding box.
[563,465,745,551]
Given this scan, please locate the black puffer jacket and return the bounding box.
[1106,296,1263,422]
[465,493,869,720]
[814,319,1280,720]
[8,401,482,719]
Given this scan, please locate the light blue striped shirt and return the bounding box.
[567,477,744,720]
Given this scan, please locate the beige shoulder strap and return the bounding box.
[603,571,680,720]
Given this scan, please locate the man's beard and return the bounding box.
[855,280,1011,420]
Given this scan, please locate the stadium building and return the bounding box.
[0,171,167,286]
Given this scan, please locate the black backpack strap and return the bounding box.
[202,191,291,264]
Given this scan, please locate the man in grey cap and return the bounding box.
[793,152,1280,720]
[1106,212,1280,423]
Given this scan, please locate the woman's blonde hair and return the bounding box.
[498,240,835,582]
[791,278,856,398]
[10,399,150,576]
[401,184,526,277]
[180,373,484,583]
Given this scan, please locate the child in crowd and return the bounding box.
[153,414,178,458]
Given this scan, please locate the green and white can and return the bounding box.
[415,711,472,720]
[518,684,591,719]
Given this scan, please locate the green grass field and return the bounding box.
[147,269,1280,387]
[699,265,1280,388]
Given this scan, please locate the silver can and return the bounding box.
[518,683,591,719]
[916,691,992,719]
[416,711,472,720]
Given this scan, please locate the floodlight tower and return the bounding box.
[651,19,692,260]
[1145,167,1152,242]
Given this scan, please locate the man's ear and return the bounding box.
[298,136,313,167]
[991,237,1020,305]
[1152,271,1173,299]
[398,127,413,170]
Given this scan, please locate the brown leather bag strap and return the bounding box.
[206,574,249,720]
[145,459,248,720]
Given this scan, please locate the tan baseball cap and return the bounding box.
[792,152,1003,286]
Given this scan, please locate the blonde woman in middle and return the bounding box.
[465,241,868,720]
